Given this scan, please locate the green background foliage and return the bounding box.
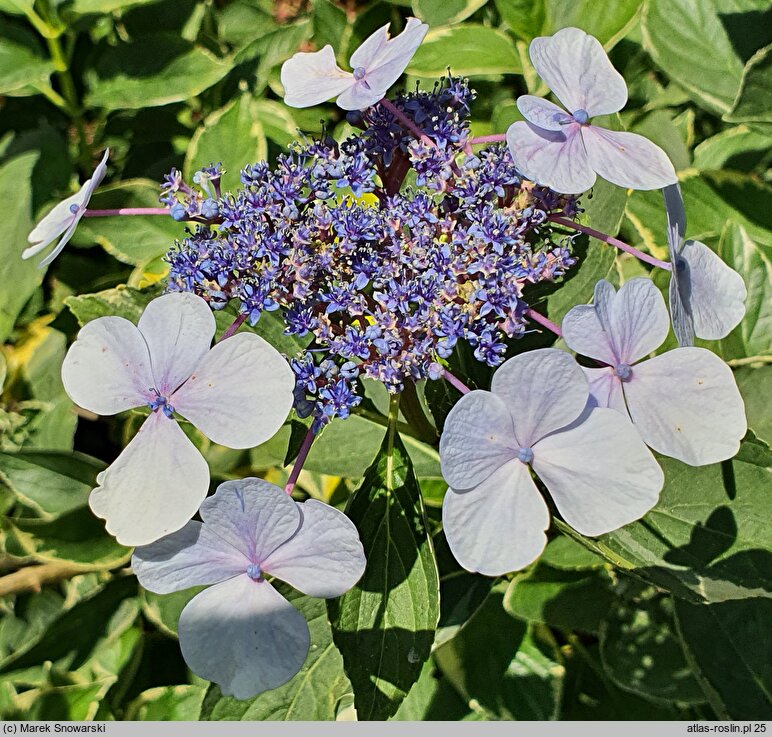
[0,0,769,721]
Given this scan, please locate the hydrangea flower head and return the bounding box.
[506,28,677,194]
[132,478,366,699]
[439,348,663,576]
[61,292,294,545]
[663,184,747,346]
[562,278,747,466]
[23,149,109,267]
[281,17,428,110]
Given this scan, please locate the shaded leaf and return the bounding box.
[327,430,440,720]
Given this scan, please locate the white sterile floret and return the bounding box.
[562,278,747,466]
[132,478,366,700]
[61,292,295,546]
[439,348,663,576]
[280,17,428,110]
[663,183,747,346]
[23,149,110,267]
[505,28,677,194]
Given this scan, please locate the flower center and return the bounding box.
[246,564,263,581]
[615,363,633,381]
[353,66,367,81]
[676,256,687,273]
[69,203,82,214]
[572,109,590,125]
[517,446,534,464]
[148,388,175,418]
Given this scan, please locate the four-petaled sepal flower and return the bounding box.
[663,183,747,346]
[132,478,366,699]
[439,348,663,576]
[23,149,110,267]
[562,278,747,466]
[281,18,428,110]
[506,28,677,194]
[61,292,295,545]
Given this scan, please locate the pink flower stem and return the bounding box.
[218,314,246,342]
[525,308,562,337]
[83,207,170,217]
[284,428,316,495]
[550,215,672,271]
[468,134,507,145]
[442,368,471,395]
[379,98,434,147]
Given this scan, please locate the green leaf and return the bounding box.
[407,25,521,77]
[434,587,564,720]
[5,507,131,568]
[0,26,53,95]
[327,429,440,720]
[718,221,772,359]
[69,0,164,13]
[184,94,267,187]
[600,587,705,704]
[539,535,605,570]
[73,180,181,265]
[126,685,207,721]
[0,576,138,673]
[504,565,615,635]
[559,441,772,604]
[675,596,772,718]
[412,0,488,27]
[65,284,164,326]
[85,34,233,111]
[495,0,544,41]
[140,587,201,638]
[624,171,772,259]
[693,125,772,172]
[726,43,772,126]
[543,0,641,47]
[201,586,352,720]
[736,368,772,445]
[390,661,473,720]
[0,450,105,519]
[0,0,33,15]
[642,0,771,116]
[285,414,442,479]
[0,152,42,342]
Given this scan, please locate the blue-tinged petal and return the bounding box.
[172,332,294,449]
[582,366,628,416]
[132,521,247,594]
[561,303,616,365]
[137,292,215,397]
[533,408,663,536]
[663,183,695,346]
[262,500,365,598]
[439,390,517,490]
[528,27,627,117]
[623,348,747,466]
[506,120,596,194]
[198,479,301,565]
[442,459,549,576]
[280,46,353,109]
[602,278,670,365]
[490,348,588,447]
[89,412,210,546]
[61,316,153,415]
[517,95,569,131]
[582,126,677,191]
[678,240,747,341]
[179,576,310,700]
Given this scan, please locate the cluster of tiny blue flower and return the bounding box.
[164,79,578,429]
